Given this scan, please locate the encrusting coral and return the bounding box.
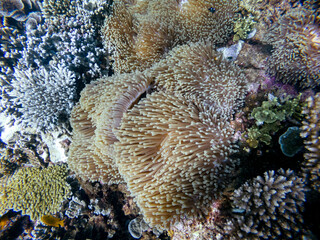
[228,169,306,239]
[300,93,320,192]
[0,165,71,220]
[265,7,320,88]
[102,0,240,74]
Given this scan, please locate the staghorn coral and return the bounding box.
[102,0,239,73]
[154,42,247,116]
[0,165,71,220]
[300,93,320,191]
[228,169,306,239]
[8,64,76,131]
[114,91,239,230]
[265,7,320,88]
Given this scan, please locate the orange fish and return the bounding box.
[0,214,9,231]
[40,215,64,228]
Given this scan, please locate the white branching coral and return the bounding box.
[9,64,76,131]
[229,169,306,239]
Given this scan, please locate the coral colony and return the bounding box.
[0,0,320,239]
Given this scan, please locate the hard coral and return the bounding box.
[266,7,320,88]
[0,165,71,220]
[301,93,320,191]
[9,64,76,131]
[229,169,306,239]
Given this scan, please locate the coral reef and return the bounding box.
[228,169,306,239]
[8,64,76,131]
[265,7,320,88]
[301,93,320,191]
[69,41,246,230]
[0,165,71,220]
[102,0,239,73]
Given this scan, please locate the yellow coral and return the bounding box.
[0,165,71,220]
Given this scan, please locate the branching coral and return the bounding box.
[265,7,320,88]
[0,165,71,220]
[300,93,320,191]
[102,0,240,74]
[228,169,306,239]
[8,64,76,131]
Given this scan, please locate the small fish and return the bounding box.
[0,214,9,231]
[40,215,64,228]
[208,7,216,13]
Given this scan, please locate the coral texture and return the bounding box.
[229,169,305,239]
[154,42,247,116]
[9,64,76,131]
[0,0,40,21]
[266,7,320,88]
[68,71,153,184]
[115,91,239,230]
[0,165,71,220]
[102,0,239,73]
[300,93,320,191]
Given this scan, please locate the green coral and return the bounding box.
[0,165,71,220]
[245,95,302,148]
[41,0,77,17]
[233,14,256,41]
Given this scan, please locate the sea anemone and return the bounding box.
[265,7,320,88]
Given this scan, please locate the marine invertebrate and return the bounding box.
[244,95,302,148]
[68,71,153,184]
[102,0,239,73]
[102,0,180,73]
[278,126,303,157]
[0,0,40,21]
[176,0,239,43]
[229,169,306,239]
[154,42,247,116]
[265,7,320,88]
[0,165,71,220]
[114,91,239,230]
[300,93,320,191]
[8,64,76,131]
